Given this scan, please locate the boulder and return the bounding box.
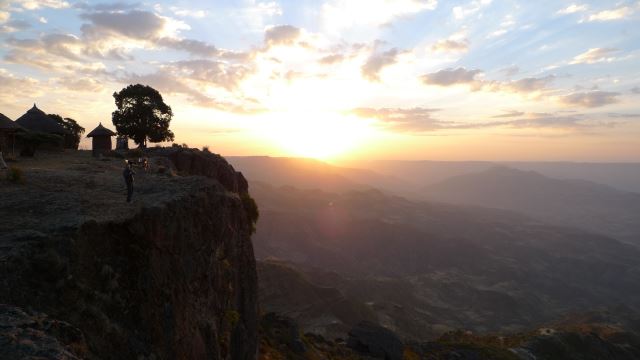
[347,321,403,360]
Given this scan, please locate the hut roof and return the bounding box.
[0,113,23,131]
[86,122,116,137]
[15,104,67,134]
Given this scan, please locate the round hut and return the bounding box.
[15,104,67,135]
[86,123,116,157]
[0,113,23,159]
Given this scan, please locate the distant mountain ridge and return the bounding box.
[227,156,410,194]
[423,166,640,244]
[250,182,640,340]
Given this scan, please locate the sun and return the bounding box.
[256,111,375,160]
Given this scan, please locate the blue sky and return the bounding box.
[1,0,639,161]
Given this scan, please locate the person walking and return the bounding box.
[123,160,135,203]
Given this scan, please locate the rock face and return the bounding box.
[151,147,249,194]
[0,149,258,359]
[347,321,404,360]
[0,304,87,360]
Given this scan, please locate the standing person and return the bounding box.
[123,161,135,203]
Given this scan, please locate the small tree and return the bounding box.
[112,84,174,148]
[49,114,85,149]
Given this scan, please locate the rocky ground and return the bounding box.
[0,148,258,360]
[0,150,205,233]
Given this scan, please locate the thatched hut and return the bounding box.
[14,104,67,154]
[15,104,67,135]
[86,123,116,156]
[0,113,23,158]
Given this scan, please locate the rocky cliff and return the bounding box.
[0,148,258,359]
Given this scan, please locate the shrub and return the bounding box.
[181,143,189,149]
[241,193,259,234]
[17,132,64,156]
[7,166,25,184]
[224,310,240,328]
[202,145,210,153]
[126,148,144,158]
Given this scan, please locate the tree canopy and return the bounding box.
[49,114,85,150]
[112,84,174,148]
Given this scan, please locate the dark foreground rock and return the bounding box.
[0,149,258,359]
[347,321,403,360]
[0,304,86,360]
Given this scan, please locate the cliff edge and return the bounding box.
[0,149,258,359]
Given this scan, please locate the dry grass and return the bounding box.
[0,150,217,234]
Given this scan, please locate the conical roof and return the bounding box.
[15,104,67,134]
[0,113,23,131]
[87,122,116,137]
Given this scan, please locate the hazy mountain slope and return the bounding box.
[250,182,640,339]
[351,160,640,193]
[227,156,411,194]
[505,162,640,194]
[257,260,376,339]
[423,166,640,244]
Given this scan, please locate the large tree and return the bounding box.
[112,84,174,148]
[49,114,85,150]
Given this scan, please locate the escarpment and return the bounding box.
[0,149,258,359]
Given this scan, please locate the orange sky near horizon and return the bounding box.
[1,1,639,163]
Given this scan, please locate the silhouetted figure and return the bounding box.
[123,161,135,203]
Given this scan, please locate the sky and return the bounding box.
[0,0,639,162]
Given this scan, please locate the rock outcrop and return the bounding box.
[0,304,87,360]
[0,149,258,359]
[347,321,404,360]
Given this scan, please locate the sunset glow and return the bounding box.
[0,0,639,161]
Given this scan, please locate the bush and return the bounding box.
[241,193,259,234]
[202,145,210,153]
[7,166,25,184]
[17,132,64,156]
[126,148,144,158]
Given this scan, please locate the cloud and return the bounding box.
[351,107,446,132]
[487,14,515,38]
[56,76,104,92]
[121,71,264,114]
[632,86,640,94]
[0,18,30,33]
[319,53,344,65]
[74,2,140,11]
[587,5,633,21]
[0,68,46,109]
[560,91,620,108]
[80,10,187,40]
[0,10,9,23]
[557,4,588,15]
[452,0,492,20]
[17,0,70,10]
[156,38,219,57]
[491,110,524,118]
[351,107,620,134]
[264,25,301,46]
[361,47,402,81]
[421,67,482,86]
[322,0,437,33]
[170,7,207,18]
[431,38,469,53]
[421,68,555,99]
[500,75,555,93]
[570,47,619,64]
[160,59,252,90]
[500,65,519,77]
